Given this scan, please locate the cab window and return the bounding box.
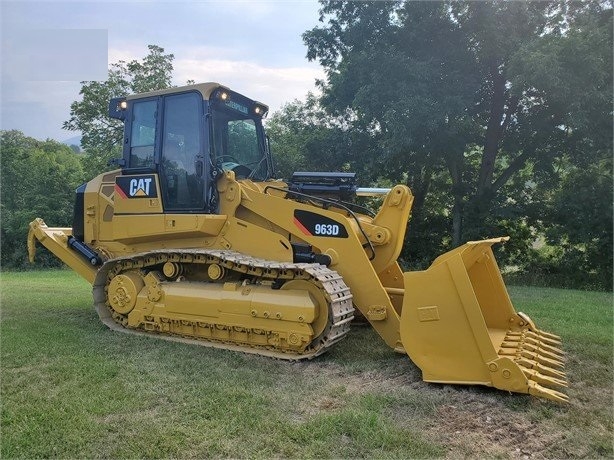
[129,99,157,168]
[212,111,267,180]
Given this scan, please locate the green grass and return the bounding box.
[1,270,612,458]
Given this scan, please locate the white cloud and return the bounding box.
[174,56,324,114]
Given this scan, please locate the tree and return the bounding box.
[304,1,481,248]
[1,130,85,268]
[510,5,613,290]
[544,158,613,290]
[266,95,375,180]
[303,0,612,274]
[63,45,175,159]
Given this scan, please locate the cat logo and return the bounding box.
[115,175,158,199]
[129,178,152,196]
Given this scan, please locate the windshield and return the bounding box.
[211,105,269,181]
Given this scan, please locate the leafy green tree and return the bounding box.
[548,159,612,290]
[304,1,480,248]
[267,95,374,180]
[509,5,613,289]
[303,0,612,277]
[1,130,85,268]
[265,101,312,177]
[63,45,175,160]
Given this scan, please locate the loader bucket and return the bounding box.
[401,237,567,402]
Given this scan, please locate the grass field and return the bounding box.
[1,270,612,458]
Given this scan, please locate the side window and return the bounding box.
[228,119,259,164]
[160,92,204,210]
[129,100,157,168]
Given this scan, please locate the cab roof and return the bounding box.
[125,82,269,113]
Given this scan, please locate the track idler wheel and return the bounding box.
[107,271,144,315]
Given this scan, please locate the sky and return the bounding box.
[0,0,326,143]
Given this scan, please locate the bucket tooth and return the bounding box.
[524,337,564,357]
[516,313,563,343]
[528,381,569,403]
[534,329,562,343]
[507,330,562,347]
[532,352,565,370]
[502,332,563,358]
[521,367,568,389]
[501,341,564,363]
[516,358,567,380]
[505,335,565,357]
[526,330,562,347]
[536,338,564,353]
[536,335,562,347]
[499,348,565,370]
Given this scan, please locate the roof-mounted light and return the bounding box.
[254,105,268,117]
[108,97,128,120]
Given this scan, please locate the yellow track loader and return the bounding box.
[28,83,567,402]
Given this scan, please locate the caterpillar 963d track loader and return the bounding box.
[28,83,567,402]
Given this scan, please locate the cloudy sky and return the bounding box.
[1,1,326,142]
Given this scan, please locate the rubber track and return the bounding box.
[93,249,355,360]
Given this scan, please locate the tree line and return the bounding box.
[1,2,611,290]
[274,0,612,290]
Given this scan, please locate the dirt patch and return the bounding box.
[297,357,424,390]
[425,397,566,459]
[291,359,580,458]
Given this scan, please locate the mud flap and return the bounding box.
[401,237,568,403]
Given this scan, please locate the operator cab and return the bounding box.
[109,82,272,213]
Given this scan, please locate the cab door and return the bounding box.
[159,92,207,211]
